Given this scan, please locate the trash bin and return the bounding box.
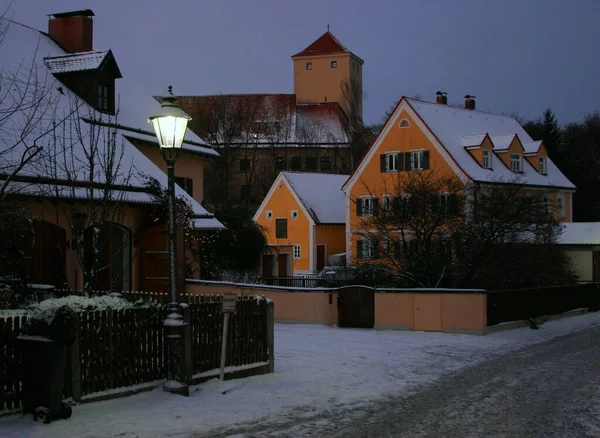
[18,305,77,423]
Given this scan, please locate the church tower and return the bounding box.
[291,28,363,121]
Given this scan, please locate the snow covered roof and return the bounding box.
[461,134,487,148]
[44,50,115,75]
[489,134,517,151]
[175,94,349,148]
[0,18,223,230]
[557,222,600,245]
[523,140,543,155]
[283,172,348,224]
[406,98,575,190]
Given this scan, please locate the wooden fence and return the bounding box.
[487,282,600,326]
[0,293,273,414]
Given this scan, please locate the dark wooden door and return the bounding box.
[140,223,185,293]
[277,253,289,277]
[262,254,274,277]
[30,221,67,288]
[316,245,326,271]
[337,286,375,328]
[594,251,600,282]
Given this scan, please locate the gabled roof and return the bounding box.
[344,97,575,191]
[282,172,348,224]
[1,18,223,230]
[461,133,488,148]
[489,134,519,151]
[44,50,122,78]
[292,31,363,62]
[523,140,544,155]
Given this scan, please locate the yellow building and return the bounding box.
[254,172,348,277]
[343,94,575,263]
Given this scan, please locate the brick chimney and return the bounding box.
[464,95,476,110]
[436,91,448,105]
[48,9,94,53]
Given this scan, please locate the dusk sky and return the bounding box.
[7,0,600,126]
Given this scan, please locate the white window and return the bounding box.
[399,118,410,128]
[359,196,376,217]
[266,210,273,220]
[410,151,424,170]
[438,193,450,210]
[293,245,301,259]
[539,156,547,175]
[386,153,399,172]
[382,195,392,211]
[359,239,374,259]
[330,60,337,68]
[510,153,522,172]
[557,193,565,219]
[482,149,492,169]
[544,193,551,217]
[291,210,298,219]
[306,62,312,70]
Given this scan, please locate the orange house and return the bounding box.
[342,94,576,264]
[254,172,348,277]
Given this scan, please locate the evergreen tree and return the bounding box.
[540,108,562,159]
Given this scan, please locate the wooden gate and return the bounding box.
[337,285,375,328]
[140,223,184,293]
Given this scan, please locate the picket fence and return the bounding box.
[0,292,273,413]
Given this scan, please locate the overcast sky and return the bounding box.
[7,0,600,126]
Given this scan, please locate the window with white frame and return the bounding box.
[386,153,399,172]
[266,210,273,220]
[382,195,392,211]
[557,192,565,218]
[357,196,376,217]
[399,118,410,128]
[410,150,425,170]
[438,193,450,210]
[293,245,301,259]
[482,149,492,169]
[358,238,375,259]
[291,210,298,219]
[510,153,522,172]
[544,193,552,217]
[539,156,547,174]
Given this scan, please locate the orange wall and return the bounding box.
[294,53,351,106]
[133,142,206,205]
[348,109,459,261]
[255,179,312,272]
[315,224,345,261]
[26,201,145,291]
[525,144,548,172]
[186,281,488,334]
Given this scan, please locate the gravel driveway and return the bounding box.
[208,326,600,437]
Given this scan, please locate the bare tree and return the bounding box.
[353,171,569,288]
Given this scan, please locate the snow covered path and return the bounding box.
[2,313,600,437]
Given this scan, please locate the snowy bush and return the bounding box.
[22,304,78,344]
[27,295,161,314]
[219,270,262,284]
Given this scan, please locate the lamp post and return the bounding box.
[148,86,192,396]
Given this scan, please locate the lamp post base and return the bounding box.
[164,303,189,396]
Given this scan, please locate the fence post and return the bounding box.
[70,326,82,403]
[267,301,275,374]
[182,304,193,385]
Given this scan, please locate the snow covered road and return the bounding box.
[227,325,600,437]
[2,312,600,437]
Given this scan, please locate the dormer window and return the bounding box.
[538,156,547,175]
[97,82,113,113]
[482,149,492,169]
[510,153,522,172]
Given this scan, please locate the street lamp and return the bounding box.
[148,86,191,396]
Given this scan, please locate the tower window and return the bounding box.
[330,60,337,68]
[306,62,312,70]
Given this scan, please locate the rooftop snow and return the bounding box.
[489,134,517,151]
[523,140,543,154]
[558,222,600,245]
[460,134,487,148]
[407,98,575,189]
[283,172,348,224]
[44,51,109,74]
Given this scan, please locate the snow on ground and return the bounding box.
[1,313,600,438]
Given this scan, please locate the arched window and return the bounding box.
[399,118,410,128]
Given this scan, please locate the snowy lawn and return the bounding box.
[2,312,600,437]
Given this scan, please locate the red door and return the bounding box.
[140,223,185,293]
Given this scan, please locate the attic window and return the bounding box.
[538,156,547,175]
[97,82,110,111]
[291,210,299,220]
[266,210,273,220]
[306,62,313,70]
[399,119,410,128]
[330,60,337,68]
[482,149,492,169]
[510,153,522,172]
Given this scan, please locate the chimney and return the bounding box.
[436,91,448,105]
[464,95,476,110]
[48,9,94,53]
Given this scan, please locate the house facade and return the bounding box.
[170,30,363,208]
[342,94,576,265]
[254,172,347,277]
[0,10,223,293]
